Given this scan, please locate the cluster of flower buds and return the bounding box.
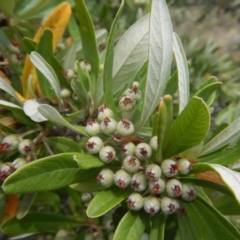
[84,83,196,216]
[7,41,24,65]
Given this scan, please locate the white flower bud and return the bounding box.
[9,54,23,65]
[119,95,136,112]
[12,158,27,169]
[181,183,197,201]
[99,146,116,163]
[166,179,182,198]
[117,119,134,137]
[161,159,179,178]
[0,162,12,176]
[60,88,71,98]
[131,172,147,192]
[97,104,114,122]
[148,178,166,194]
[135,143,152,160]
[86,136,104,154]
[62,69,75,80]
[178,159,192,175]
[143,196,160,216]
[160,196,180,215]
[120,142,135,158]
[80,60,91,72]
[81,193,92,202]
[114,169,131,188]
[124,86,141,102]
[8,41,20,54]
[149,136,158,151]
[85,120,100,136]
[100,117,117,135]
[126,193,143,211]
[123,156,140,173]
[145,164,162,180]
[97,169,114,187]
[1,135,20,151]
[18,139,35,155]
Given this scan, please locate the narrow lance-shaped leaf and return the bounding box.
[112,15,149,94]
[30,52,61,103]
[103,0,125,112]
[74,0,99,79]
[164,97,210,158]
[87,187,131,218]
[193,163,240,204]
[136,0,173,132]
[173,33,189,113]
[149,215,166,240]
[113,211,148,240]
[38,104,87,136]
[200,117,240,156]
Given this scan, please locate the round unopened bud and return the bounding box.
[121,142,135,157]
[9,54,23,65]
[145,164,161,180]
[114,170,131,188]
[178,159,192,175]
[12,158,27,169]
[126,193,143,211]
[117,119,134,137]
[119,95,136,112]
[161,196,180,215]
[97,169,114,187]
[81,193,92,202]
[18,139,35,155]
[80,61,91,72]
[143,196,160,216]
[166,179,182,198]
[8,42,19,54]
[149,136,158,151]
[100,117,117,135]
[85,120,100,136]
[86,136,104,154]
[97,104,114,122]
[60,88,71,98]
[62,69,75,80]
[131,172,147,192]
[135,143,152,160]
[181,183,197,201]
[161,159,179,178]
[0,163,12,176]
[1,135,20,151]
[123,156,140,173]
[148,178,166,194]
[124,87,141,102]
[99,146,116,163]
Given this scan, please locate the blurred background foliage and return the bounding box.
[1,0,239,128]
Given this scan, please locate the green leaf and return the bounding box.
[35,29,55,100]
[214,195,240,215]
[1,211,80,235]
[23,37,37,53]
[47,137,82,153]
[38,104,87,136]
[149,215,166,240]
[33,192,61,212]
[3,153,88,194]
[196,82,222,104]
[197,141,240,165]
[0,76,22,105]
[73,154,104,169]
[164,70,178,96]
[192,163,240,204]
[29,51,61,103]
[17,193,37,219]
[103,1,124,112]
[200,117,240,156]
[74,0,99,79]
[0,0,15,18]
[113,211,148,240]
[173,33,189,113]
[137,0,173,131]
[112,14,149,94]
[164,97,210,158]
[87,187,131,218]
[177,196,240,240]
